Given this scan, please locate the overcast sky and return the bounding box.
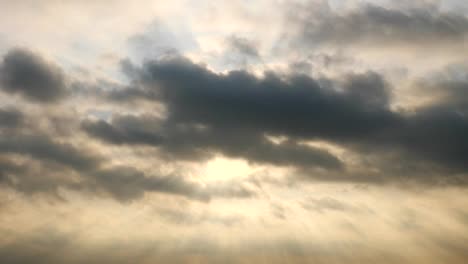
[1,0,468,263]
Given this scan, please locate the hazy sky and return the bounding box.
[1,0,468,263]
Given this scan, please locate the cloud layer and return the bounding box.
[1,0,468,263]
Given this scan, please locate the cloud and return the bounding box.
[78,54,468,183]
[85,55,397,171]
[0,108,23,128]
[82,114,343,170]
[89,166,255,202]
[0,48,67,103]
[122,55,395,142]
[0,107,253,202]
[302,197,362,214]
[1,3,468,264]
[412,63,468,110]
[127,20,199,62]
[156,207,244,226]
[0,135,101,172]
[90,166,210,201]
[226,35,260,58]
[2,223,468,264]
[82,116,164,146]
[285,2,468,50]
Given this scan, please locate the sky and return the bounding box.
[0,0,468,263]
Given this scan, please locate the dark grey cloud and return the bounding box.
[82,117,164,146]
[414,63,468,111]
[89,166,255,202]
[83,114,343,170]
[82,55,468,183]
[0,154,254,202]
[286,3,468,49]
[0,157,24,184]
[0,154,254,203]
[0,109,253,202]
[0,129,102,197]
[90,166,206,201]
[89,56,392,159]
[394,107,468,171]
[0,48,67,103]
[0,135,100,172]
[0,108,23,128]
[135,56,395,142]
[83,56,396,171]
